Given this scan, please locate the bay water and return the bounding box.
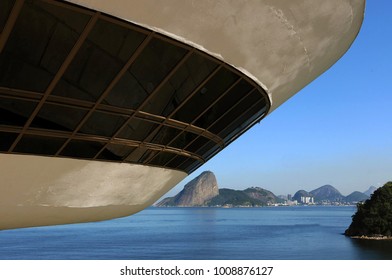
[1,206,392,259]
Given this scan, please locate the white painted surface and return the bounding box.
[66,0,365,111]
[0,154,186,229]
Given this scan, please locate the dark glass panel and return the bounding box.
[129,37,187,94]
[194,80,254,129]
[138,149,158,164]
[79,112,127,137]
[169,131,198,150]
[209,90,261,135]
[31,104,87,132]
[142,52,218,116]
[220,102,267,143]
[0,132,18,151]
[177,158,199,173]
[174,68,239,125]
[117,118,158,142]
[165,155,189,169]
[88,18,146,63]
[0,97,37,126]
[186,136,209,154]
[98,144,135,161]
[103,70,147,109]
[60,140,103,158]
[148,152,177,166]
[197,141,219,160]
[0,0,89,92]
[0,0,15,32]
[151,126,182,146]
[53,18,145,102]
[14,135,66,155]
[53,42,122,101]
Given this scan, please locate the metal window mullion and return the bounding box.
[152,76,241,167]
[190,98,265,164]
[141,63,223,165]
[54,31,154,156]
[164,76,242,151]
[169,88,259,170]
[92,49,194,159]
[8,11,100,152]
[0,0,24,54]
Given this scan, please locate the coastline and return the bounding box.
[349,235,392,240]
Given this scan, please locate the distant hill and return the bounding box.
[345,191,369,203]
[293,190,313,202]
[363,186,378,197]
[156,171,283,207]
[157,171,380,207]
[156,171,218,207]
[310,185,344,202]
[207,187,283,207]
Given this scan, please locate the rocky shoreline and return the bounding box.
[349,235,392,240]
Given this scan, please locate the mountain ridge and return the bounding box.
[156,171,376,207]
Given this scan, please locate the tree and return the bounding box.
[345,181,392,237]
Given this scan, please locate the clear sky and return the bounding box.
[166,0,392,197]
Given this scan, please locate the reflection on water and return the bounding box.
[349,238,392,260]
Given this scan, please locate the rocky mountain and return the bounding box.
[156,171,283,207]
[157,171,381,207]
[156,171,218,206]
[363,186,378,197]
[345,191,369,203]
[310,185,345,202]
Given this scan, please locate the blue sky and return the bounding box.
[167,0,392,197]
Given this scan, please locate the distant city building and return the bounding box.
[300,196,314,204]
[288,194,292,201]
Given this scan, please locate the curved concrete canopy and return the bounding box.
[66,0,365,112]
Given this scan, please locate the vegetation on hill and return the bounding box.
[344,191,369,203]
[206,187,283,207]
[345,182,392,238]
[310,185,344,202]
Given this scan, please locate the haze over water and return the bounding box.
[1,206,392,260]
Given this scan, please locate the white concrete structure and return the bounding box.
[0,0,365,229]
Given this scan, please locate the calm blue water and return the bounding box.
[1,206,392,260]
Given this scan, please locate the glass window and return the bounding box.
[169,131,198,150]
[14,135,67,155]
[165,155,189,169]
[220,101,267,143]
[0,97,37,126]
[148,152,177,166]
[97,144,135,161]
[209,90,261,135]
[150,126,182,146]
[128,37,187,94]
[79,111,127,137]
[0,0,15,32]
[31,104,87,132]
[177,158,199,173]
[186,136,209,154]
[103,70,148,110]
[174,67,239,125]
[53,18,146,102]
[117,118,158,142]
[0,0,90,92]
[0,131,18,151]
[142,52,218,116]
[60,140,103,159]
[193,79,253,129]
